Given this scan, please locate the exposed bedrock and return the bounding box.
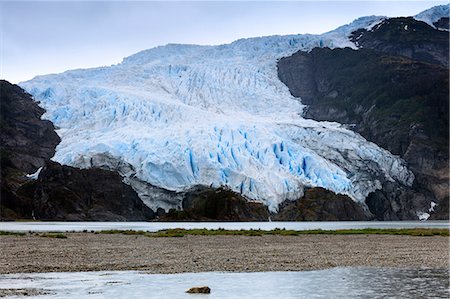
[0,81,60,173]
[159,187,371,221]
[17,161,155,221]
[433,17,449,30]
[160,187,271,221]
[273,188,371,221]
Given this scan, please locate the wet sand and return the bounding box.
[0,233,448,274]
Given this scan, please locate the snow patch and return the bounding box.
[417,211,430,221]
[416,201,439,221]
[26,167,43,180]
[429,201,437,213]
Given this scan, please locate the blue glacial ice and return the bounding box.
[20,15,417,212]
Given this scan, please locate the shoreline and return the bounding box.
[1,220,448,234]
[1,231,448,274]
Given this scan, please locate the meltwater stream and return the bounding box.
[1,268,448,298]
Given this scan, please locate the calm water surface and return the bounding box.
[1,268,448,298]
[0,220,448,232]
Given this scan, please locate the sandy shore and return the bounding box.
[0,233,448,274]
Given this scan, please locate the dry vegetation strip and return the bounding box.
[1,228,448,238]
[97,228,449,237]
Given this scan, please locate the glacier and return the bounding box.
[414,4,449,28]
[20,14,419,212]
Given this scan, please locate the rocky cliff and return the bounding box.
[0,81,60,173]
[277,18,449,220]
[159,186,370,221]
[274,188,370,221]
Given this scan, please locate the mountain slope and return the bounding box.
[1,80,59,219]
[0,81,60,173]
[414,4,449,29]
[277,14,448,219]
[350,17,449,66]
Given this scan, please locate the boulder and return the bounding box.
[186,286,211,294]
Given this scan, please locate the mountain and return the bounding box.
[350,17,448,66]
[10,5,449,220]
[278,10,449,220]
[414,4,449,29]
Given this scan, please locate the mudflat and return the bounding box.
[0,233,448,274]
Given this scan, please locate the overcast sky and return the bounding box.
[0,1,447,83]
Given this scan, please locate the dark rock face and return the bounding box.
[274,188,370,221]
[20,161,155,221]
[1,80,60,220]
[0,80,154,221]
[433,17,449,30]
[278,49,448,154]
[429,195,449,220]
[160,186,373,221]
[160,187,270,221]
[0,80,60,173]
[365,182,430,220]
[350,17,449,67]
[277,20,449,220]
[186,286,211,294]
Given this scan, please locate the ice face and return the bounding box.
[20,15,414,212]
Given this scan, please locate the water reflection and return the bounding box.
[1,267,448,298]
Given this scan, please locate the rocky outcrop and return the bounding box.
[17,161,155,221]
[274,188,370,221]
[0,80,60,173]
[277,20,449,220]
[433,17,449,30]
[160,186,373,221]
[186,286,211,294]
[351,17,449,67]
[1,80,60,220]
[160,187,271,221]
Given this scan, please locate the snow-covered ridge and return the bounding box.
[20,11,424,212]
[414,4,449,28]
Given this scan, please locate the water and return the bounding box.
[0,268,448,298]
[0,220,448,232]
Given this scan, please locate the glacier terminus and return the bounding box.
[20,14,431,213]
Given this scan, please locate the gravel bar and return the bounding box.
[0,233,448,274]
